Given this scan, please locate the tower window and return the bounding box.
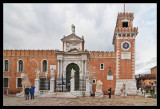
[122,22,128,28]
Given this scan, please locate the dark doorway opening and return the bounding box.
[66,63,79,91]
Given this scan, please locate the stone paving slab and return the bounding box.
[3,94,157,106]
[39,92,77,98]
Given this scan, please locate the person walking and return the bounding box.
[108,87,111,99]
[25,85,30,100]
[30,86,35,100]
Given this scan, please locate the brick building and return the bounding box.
[3,11,138,96]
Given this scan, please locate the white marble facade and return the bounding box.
[56,54,88,80]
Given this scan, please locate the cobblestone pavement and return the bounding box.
[3,94,157,106]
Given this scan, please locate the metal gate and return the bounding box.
[78,79,86,91]
[55,77,67,92]
[39,77,50,90]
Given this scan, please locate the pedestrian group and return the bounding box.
[25,85,35,100]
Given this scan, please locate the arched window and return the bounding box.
[4,60,9,71]
[19,60,23,72]
[42,60,47,72]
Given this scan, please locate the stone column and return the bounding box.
[85,79,91,96]
[35,78,39,96]
[84,60,87,77]
[60,60,63,78]
[81,60,84,79]
[58,60,59,78]
[50,78,55,93]
[70,78,75,92]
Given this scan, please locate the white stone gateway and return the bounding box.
[95,80,104,97]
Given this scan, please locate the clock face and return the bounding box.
[121,41,131,50]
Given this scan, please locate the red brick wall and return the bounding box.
[118,38,135,79]
[151,66,157,76]
[88,51,116,95]
[3,50,57,93]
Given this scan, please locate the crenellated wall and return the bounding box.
[89,51,116,58]
[3,49,58,94]
[3,49,56,57]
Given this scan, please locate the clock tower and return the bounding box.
[113,12,138,95]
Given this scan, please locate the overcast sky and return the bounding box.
[3,3,157,75]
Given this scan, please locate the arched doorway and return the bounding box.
[66,63,79,91]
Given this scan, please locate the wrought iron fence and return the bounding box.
[39,78,50,90]
[55,78,86,92]
[77,79,86,91]
[55,78,67,92]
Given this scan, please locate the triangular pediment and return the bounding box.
[61,34,84,42]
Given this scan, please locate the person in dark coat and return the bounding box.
[30,86,35,99]
[108,87,111,99]
[25,85,30,100]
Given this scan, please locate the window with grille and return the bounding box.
[19,60,23,72]
[5,60,9,71]
[43,60,47,72]
[3,78,9,88]
[17,78,22,88]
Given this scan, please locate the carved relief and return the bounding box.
[66,42,81,52]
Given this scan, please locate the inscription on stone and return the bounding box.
[50,65,56,70]
[107,75,113,80]
[121,52,131,59]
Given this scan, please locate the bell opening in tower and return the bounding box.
[122,22,128,28]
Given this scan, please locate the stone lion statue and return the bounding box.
[21,73,31,93]
[96,80,103,93]
[120,83,126,94]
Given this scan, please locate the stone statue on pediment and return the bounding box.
[35,68,40,79]
[72,24,75,34]
[50,68,55,79]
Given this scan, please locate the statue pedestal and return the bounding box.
[115,79,137,95]
[49,78,55,93]
[35,78,39,96]
[70,79,75,92]
[95,92,104,98]
[120,93,128,97]
[85,79,91,96]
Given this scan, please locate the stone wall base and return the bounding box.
[115,79,137,95]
